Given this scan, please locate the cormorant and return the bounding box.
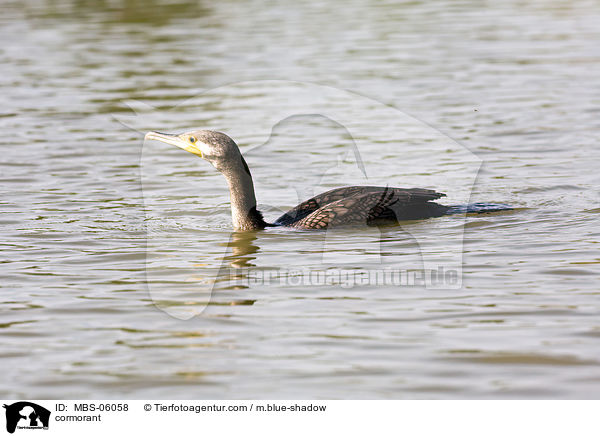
[145,130,508,230]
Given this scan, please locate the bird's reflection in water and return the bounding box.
[222,231,261,268]
[212,231,261,291]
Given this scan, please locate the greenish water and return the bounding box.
[1,0,599,398]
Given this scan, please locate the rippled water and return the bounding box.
[1,0,599,398]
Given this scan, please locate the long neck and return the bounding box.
[220,155,268,230]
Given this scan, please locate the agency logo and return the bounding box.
[3,402,50,434]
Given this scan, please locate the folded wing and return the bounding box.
[275,186,447,229]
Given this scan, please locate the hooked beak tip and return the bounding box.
[145,131,174,141]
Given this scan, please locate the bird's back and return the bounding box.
[274,186,448,229]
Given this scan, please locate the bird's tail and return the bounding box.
[444,202,513,215]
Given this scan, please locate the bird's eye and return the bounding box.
[189,136,196,143]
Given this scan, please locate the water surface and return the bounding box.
[1,0,599,398]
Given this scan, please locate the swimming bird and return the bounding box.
[145,130,508,230]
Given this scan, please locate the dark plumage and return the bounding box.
[274,186,448,229]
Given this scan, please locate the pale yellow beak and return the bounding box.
[145,131,203,157]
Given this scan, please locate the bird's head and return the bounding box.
[145,129,243,172]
